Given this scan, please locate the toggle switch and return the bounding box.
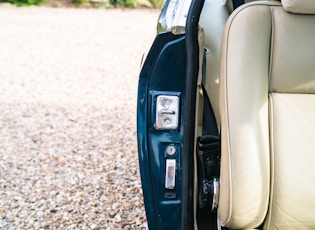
[155,95,179,130]
[165,159,176,190]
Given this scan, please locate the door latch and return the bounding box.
[155,95,179,130]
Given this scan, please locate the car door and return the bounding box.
[136,0,214,228]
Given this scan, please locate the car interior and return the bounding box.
[197,0,315,228]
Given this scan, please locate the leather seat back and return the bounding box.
[219,0,315,229]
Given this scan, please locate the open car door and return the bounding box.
[137,0,219,228]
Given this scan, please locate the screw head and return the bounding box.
[164,98,172,107]
[163,118,171,126]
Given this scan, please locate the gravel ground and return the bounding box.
[0,6,159,229]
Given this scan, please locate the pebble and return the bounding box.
[0,6,157,229]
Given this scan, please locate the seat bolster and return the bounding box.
[219,2,280,228]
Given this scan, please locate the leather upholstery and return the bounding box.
[266,4,315,229]
[199,0,229,127]
[270,7,315,93]
[219,1,315,229]
[219,2,279,228]
[282,0,315,14]
[199,0,268,126]
[266,93,315,229]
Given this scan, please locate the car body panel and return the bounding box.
[137,32,186,229]
[137,0,212,228]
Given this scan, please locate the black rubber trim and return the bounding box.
[232,0,244,9]
[181,0,205,229]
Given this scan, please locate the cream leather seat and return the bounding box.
[219,0,315,229]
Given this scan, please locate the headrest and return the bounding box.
[282,0,315,14]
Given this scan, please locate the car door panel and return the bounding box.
[137,32,186,229]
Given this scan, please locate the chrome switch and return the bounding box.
[155,95,179,130]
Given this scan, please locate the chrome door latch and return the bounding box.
[155,95,179,130]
